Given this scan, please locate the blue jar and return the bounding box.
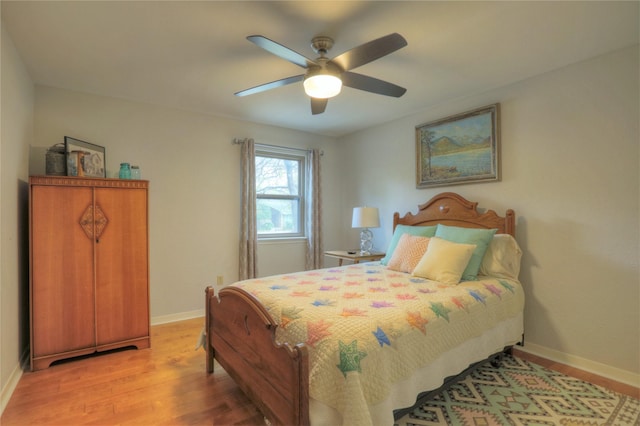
[119,163,131,179]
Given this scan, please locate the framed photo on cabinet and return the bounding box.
[65,136,106,178]
[416,104,500,188]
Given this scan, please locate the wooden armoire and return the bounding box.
[29,176,150,370]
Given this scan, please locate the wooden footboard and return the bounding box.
[205,286,310,426]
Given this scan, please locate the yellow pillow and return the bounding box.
[386,234,431,273]
[412,237,476,285]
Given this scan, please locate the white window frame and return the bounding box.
[255,144,306,240]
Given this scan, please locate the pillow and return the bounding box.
[435,224,497,281]
[479,234,522,280]
[380,225,437,265]
[386,234,431,273]
[412,237,476,285]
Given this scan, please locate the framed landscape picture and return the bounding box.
[416,104,500,188]
[65,136,106,178]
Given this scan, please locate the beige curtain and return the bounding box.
[239,138,257,280]
[305,149,323,270]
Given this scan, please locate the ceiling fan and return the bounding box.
[234,33,408,115]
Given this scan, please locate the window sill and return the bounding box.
[258,237,307,245]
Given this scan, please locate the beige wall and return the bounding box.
[32,86,343,322]
[1,24,34,410]
[337,46,639,384]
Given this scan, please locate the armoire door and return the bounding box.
[31,185,96,357]
[94,187,149,346]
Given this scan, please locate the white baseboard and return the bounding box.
[1,348,29,416]
[519,342,640,388]
[0,362,22,416]
[150,309,204,326]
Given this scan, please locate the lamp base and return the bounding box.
[359,228,373,255]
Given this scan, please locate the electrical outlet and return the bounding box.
[216,275,223,285]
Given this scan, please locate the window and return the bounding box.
[255,145,306,239]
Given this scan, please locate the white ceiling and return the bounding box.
[2,1,638,137]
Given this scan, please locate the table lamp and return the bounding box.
[352,207,380,255]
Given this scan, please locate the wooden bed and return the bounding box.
[205,192,518,425]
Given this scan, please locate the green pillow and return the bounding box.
[380,224,437,265]
[434,224,497,281]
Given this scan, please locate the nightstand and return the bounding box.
[324,250,385,266]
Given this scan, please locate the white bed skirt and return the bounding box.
[309,312,524,426]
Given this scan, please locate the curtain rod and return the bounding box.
[232,138,323,156]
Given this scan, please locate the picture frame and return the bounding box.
[65,136,106,178]
[416,104,500,188]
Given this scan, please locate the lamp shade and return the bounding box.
[303,74,342,99]
[352,207,380,229]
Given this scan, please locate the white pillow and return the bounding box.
[479,234,522,280]
[412,237,476,285]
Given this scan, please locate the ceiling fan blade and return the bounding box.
[247,35,317,69]
[311,97,328,115]
[331,33,407,71]
[234,74,304,97]
[341,72,407,97]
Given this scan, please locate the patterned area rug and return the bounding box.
[395,354,639,425]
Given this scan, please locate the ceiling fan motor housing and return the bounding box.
[305,58,343,78]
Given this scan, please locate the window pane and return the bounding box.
[256,156,299,196]
[257,198,300,234]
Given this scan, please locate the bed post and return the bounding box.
[505,209,516,237]
[205,286,215,373]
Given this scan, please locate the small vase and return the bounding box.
[119,163,131,179]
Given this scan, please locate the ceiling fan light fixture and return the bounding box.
[238,33,408,113]
[303,73,342,99]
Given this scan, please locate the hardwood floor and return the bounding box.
[512,348,639,399]
[1,318,263,425]
[2,318,637,425]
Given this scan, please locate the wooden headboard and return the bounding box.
[393,192,515,237]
